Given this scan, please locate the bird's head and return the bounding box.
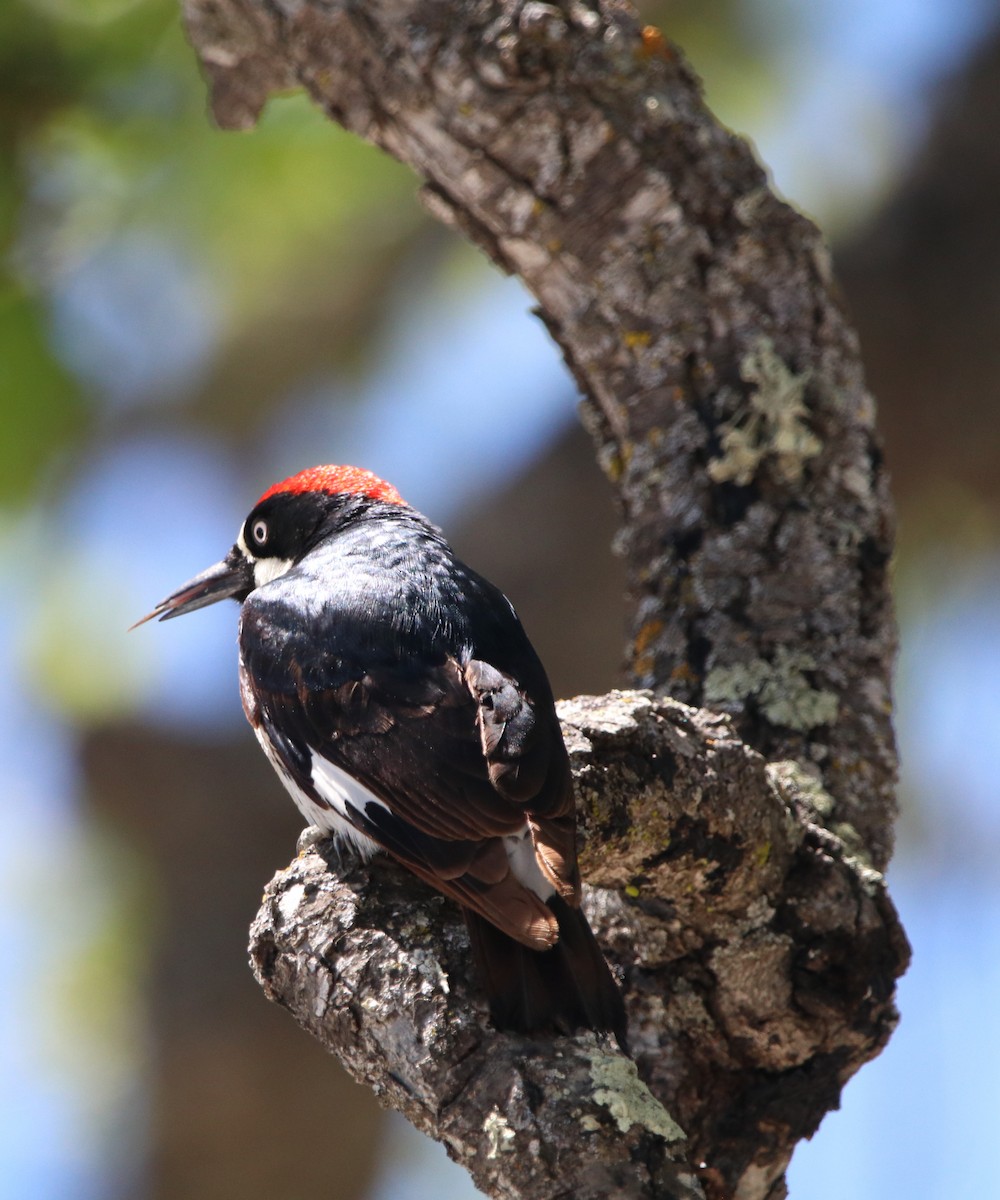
[131,465,406,627]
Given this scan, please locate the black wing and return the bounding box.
[238,586,579,950]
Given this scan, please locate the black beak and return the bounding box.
[130,548,254,630]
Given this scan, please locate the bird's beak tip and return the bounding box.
[127,607,166,632]
[130,551,251,632]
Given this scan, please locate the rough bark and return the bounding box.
[179,2,908,1197]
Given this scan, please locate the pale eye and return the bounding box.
[252,519,269,546]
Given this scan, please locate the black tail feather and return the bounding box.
[465,896,627,1051]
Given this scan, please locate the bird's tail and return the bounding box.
[465,895,627,1051]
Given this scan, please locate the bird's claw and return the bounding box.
[296,824,328,856]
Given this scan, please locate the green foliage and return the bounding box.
[1,0,421,506]
[0,284,84,505]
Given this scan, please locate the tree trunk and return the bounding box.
[178,2,910,1196]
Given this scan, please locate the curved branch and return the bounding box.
[179,3,908,1197]
[185,0,896,866]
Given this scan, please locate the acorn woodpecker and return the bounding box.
[135,464,626,1046]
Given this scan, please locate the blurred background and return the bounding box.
[2,0,999,1196]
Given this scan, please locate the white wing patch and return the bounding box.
[505,825,556,900]
[251,704,552,896]
[310,753,384,858]
[250,721,380,858]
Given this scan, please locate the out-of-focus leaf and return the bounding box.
[21,544,153,722]
[0,285,85,505]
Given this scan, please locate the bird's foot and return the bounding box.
[296,824,329,856]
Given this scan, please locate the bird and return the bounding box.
[134,464,626,1047]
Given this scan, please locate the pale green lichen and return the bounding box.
[483,1108,515,1159]
[769,766,883,872]
[705,647,838,731]
[833,821,870,865]
[841,846,884,892]
[767,760,836,818]
[703,658,771,703]
[708,337,821,486]
[585,1049,685,1143]
[758,659,839,730]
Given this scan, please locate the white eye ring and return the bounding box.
[252,519,268,545]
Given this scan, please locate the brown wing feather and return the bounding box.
[245,632,581,947]
[465,656,581,903]
[529,814,581,904]
[403,858,559,950]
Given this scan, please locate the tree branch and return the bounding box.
[180,2,908,1196]
[251,694,905,1198]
